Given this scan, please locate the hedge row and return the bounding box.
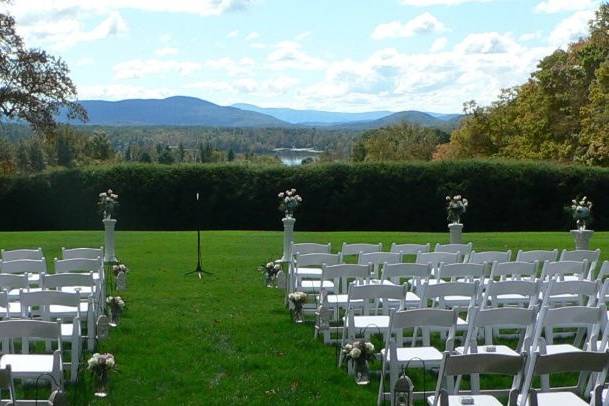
[1,161,608,232]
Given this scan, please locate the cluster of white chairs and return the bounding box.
[0,246,106,403]
[285,241,609,405]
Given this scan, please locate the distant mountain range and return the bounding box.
[66,96,461,130]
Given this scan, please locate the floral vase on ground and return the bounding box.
[288,291,307,324]
[106,296,125,327]
[354,359,370,385]
[87,353,116,398]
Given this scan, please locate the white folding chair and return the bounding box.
[483,279,540,308]
[340,284,407,367]
[61,246,104,260]
[0,319,63,390]
[381,263,431,308]
[357,252,401,279]
[519,351,609,406]
[20,291,82,383]
[435,262,486,285]
[515,249,558,265]
[1,248,43,261]
[540,260,589,282]
[434,243,473,261]
[339,243,382,262]
[54,257,105,304]
[429,351,525,406]
[468,250,512,265]
[291,253,340,293]
[559,249,601,280]
[0,272,31,300]
[416,252,461,277]
[378,308,457,405]
[420,281,480,333]
[0,258,47,286]
[290,242,331,264]
[541,279,599,307]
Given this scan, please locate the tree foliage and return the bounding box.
[447,4,609,166]
[0,6,86,133]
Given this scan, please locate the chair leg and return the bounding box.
[87,311,95,351]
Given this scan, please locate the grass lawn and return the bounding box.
[0,230,607,405]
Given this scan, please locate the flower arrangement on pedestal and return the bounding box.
[278,188,302,218]
[342,340,375,385]
[106,296,125,327]
[570,196,593,230]
[288,291,307,323]
[259,261,281,287]
[98,189,119,220]
[88,353,116,397]
[446,195,468,224]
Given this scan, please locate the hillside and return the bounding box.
[232,103,393,124]
[66,96,290,127]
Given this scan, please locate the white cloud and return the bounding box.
[205,57,256,76]
[113,59,202,80]
[295,31,311,41]
[431,37,448,52]
[78,84,173,100]
[267,41,326,70]
[245,32,260,41]
[548,10,594,49]
[455,32,521,54]
[372,12,446,40]
[535,0,595,14]
[519,31,543,41]
[155,47,179,56]
[400,0,491,5]
[189,75,298,96]
[227,30,240,38]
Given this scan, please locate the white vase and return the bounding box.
[570,229,594,250]
[448,223,463,244]
[103,218,117,263]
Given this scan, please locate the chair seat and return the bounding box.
[60,323,78,338]
[299,280,334,291]
[0,354,54,374]
[427,394,503,406]
[492,293,530,304]
[324,294,364,306]
[381,346,444,364]
[455,345,519,357]
[61,286,96,295]
[521,391,588,406]
[49,302,89,315]
[545,344,581,355]
[0,302,22,316]
[295,267,322,277]
[347,315,390,330]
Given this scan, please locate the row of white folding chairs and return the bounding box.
[338,281,609,404]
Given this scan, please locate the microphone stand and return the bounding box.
[185,192,212,278]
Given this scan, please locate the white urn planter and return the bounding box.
[103,218,117,263]
[277,216,296,263]
[570,229,594,250]
[448,223,463,244]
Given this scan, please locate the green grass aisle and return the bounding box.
[0,231,606,405]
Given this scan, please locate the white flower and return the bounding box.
[99,192,107,198]
[278,192,284,198]
[349,348,361,359]
[266,262,274,268]
[106,357,115,368]
[274,264,281,270]
[345,344,353,351]
[291,188,296,193]
[296,195,302,202]
[286,190,292,197]
[365,342,375,352]
[107,189,113,194]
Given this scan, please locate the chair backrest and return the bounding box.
[21,290,80,310]
[291,243,331,256]
[357,252,401,266]
[416,251,460,269]
[62,247,104,260]
[321,264,370,295]
[436,263,485,282]
[388,308,457,349]
[340,243,382,260]
[438,351,525,379]
[421,281,480,310]
[539,305,604,330]
[540,260,588,281]
[294,253,340,268]
[483,280,540,308]
[468,250,512,265]
[435,242,473,256]
[348,283,406,302]
[54,257,102,273]
[1,248,43,261]
[0,273,29,291]
[515,249,558,263]
[0,319,61,340]
[464,306,536,352]
[390,243,431,256]
[543,279,600,306]
[42,272,96,290]
[490,261,537,281]
[381,263,431,287]
[0,259,46,275]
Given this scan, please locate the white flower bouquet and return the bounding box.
[106,296,125,309]
[278,188,302,218]
[98,189,119,220]
[570,196,593,230]
[446,195,468,224]
[288,291,307,323]
[106,296,125,326]
[342,340,375,362]
[111,263,129,277]
[88,353,116,397]
[259,261,282,287]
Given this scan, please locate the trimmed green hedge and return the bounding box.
[1,161,608,231]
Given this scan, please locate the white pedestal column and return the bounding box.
[570,229,594,250]
[278,216,296,263]
[103,218,117,263]
[449,223,463,244]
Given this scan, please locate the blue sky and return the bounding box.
[3,0,601,113]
